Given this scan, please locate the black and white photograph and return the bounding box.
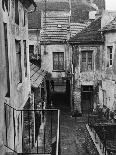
[0,0,116,155]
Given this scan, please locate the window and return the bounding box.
[15,40,22,83]
[2,0,8,11]
[23,40,27,76]
[29,45,34,54]
[4,23,10,97]
[107,46,113,66]
[15,0,19,25]
[81,51,93,72]
[29,45,34,60]
[53,52,64,71]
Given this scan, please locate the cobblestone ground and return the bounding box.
[60,112,99,155]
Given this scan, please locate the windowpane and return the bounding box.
[15,0,19,25]
[15,40,22,83]
[88,52,92,62]
[24,41,27,76]
[81,51,93,72]
[53,52,64,70]
[82,52,86,62]
[107,46,113,66]
[81,52,87,72]
[4,23,10,97]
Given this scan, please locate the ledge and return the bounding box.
[52,70,65,72]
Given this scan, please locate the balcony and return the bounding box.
[4,103,60,155]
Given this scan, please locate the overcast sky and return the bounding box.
[106,0,116,11]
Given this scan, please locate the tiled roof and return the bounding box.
[40,12,69,42]
[30,63,47,88]
[69,17,104,44]
[70,22,87,37]
[102,17,116,32]
[28,1,70,29]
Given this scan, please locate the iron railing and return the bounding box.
[88,114,116,155]
[4,103,60,155]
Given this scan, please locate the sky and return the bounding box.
[106,0,116,11]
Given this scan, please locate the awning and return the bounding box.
[30,63,47,88]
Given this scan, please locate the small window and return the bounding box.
[81,51,93,72]
[15,40,22,83]
[53,52,64,71]
[107,46,113,66]
[4,23,10,97]
[15,0,19,25]
[2,0,8,11]
[23,41,27,76]
[29,45,34,59]
[29,45,34,54]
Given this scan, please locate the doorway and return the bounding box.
[81,86,93,114]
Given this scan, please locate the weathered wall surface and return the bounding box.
[2,0,31,152]
[41,44,66,78]
[0,2,7,155]
[102,31,116,111]
[73,45,103,112]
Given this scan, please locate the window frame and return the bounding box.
[81,50,93,72]
[15,0,19,25]
[107,46,113,67]
[15,40,22,84]
[53,52,64,71]
[23,40,27,77]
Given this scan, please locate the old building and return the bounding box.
[69,16,104,114]
[40,1,71,79]
[0,1,7,155]
[0,0,36,154]
[101,16,116,111]
[68,11,116,114]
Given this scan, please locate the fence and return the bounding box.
[4,103,60,155]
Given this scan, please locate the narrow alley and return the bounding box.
[51,85,99,155]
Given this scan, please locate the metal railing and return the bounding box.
[88,114,116,155]
[4,103,61,155]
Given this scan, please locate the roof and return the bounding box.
[69,17,104,44]
[70,0,105,23]
[20,0,37,9]
[40,13,69,43]
[28,1,70,29]
[70,22,87,37]
[28,0,105,29]
[30,63,47,88]
[102,17,116,32]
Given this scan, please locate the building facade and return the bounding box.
[69,16,104,114]
[0,0,36,154]
[69,11,116,114]
[101,16,116,111]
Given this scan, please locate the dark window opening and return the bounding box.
[4,23,10,97]
[29,45,34,54]
[23,40,27,77]
[2,0,8,11]
[15,0,19,25]
[15,40,22,83]
[82,86,93,92]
